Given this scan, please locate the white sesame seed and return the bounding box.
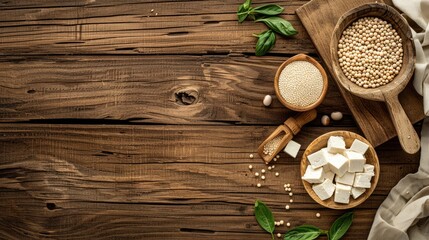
[286,222,291,227]
[316,213,321,218]
[276,155,280,158]
[284,184,287,188]
[289,192,293,196]
[268,166,272,170]
[285,205,290,210]
[261,169,266,173]
[277,233,281,238]
[275,172,279,177]
[290,199,293,203]
[280,220,284,225]
[257,183,261,188]
[150,9,154,12]
[272,165,275,169]
[261,175,266,180]
[255,172,259,177]
[248,165,253,170]
[249,154,254,159]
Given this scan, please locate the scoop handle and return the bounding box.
[384,94,420,154]
[284,109,318,135]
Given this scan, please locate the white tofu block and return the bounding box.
[345,150,366,172]
[363,164,375,176]
[324,171,335,182]
[327,136,346,154]
[334,183,352,204]
[328,153,349,177]
[312,179,336,200]
[353,173,373,188]
[335,172,355,186]
[307,148,331,169]
[284,140,301,158]
[350,139,369,154]
[302,165,324,184]
[351,187,366,199]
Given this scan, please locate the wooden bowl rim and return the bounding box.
[330,3,416,101]
[274,54,328,112]
[300,130,380,210]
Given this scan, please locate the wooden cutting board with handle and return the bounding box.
[296,0,425,148]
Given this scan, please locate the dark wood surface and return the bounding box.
[0,0,420,239]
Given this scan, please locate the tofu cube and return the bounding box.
[344,150,366,172]
[353,173,373,188]
[327,136,346,154]
[283,140,301,158]
[350,139,369,154]
[312,179,336,200]
[334,183,352,204]
[351,187,366,199]
[363,164,375,176]
[307,148,331,169]
[335,172,355,186]
[302,165,324,184]
[324,171,335,182]
[328,153,349,177]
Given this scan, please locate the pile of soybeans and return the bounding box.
[337,17,403,88]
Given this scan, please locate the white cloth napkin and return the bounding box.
[368,1,429,239]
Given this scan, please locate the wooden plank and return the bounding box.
[0,0,315,55]
[0,55,351,124]
[296,0,425,147]
[0,124,419,239]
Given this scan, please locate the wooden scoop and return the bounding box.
[331,3,420,154]
[258,109,317,163]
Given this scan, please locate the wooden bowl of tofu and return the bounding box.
[300,131,379,209]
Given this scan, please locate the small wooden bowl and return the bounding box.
[274,54,328,112]
[300,131,380,210]
[330,3,419,154]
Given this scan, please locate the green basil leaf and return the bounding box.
[254,200,275,234]
[256,16,298,36]
[283,225,322,240]
[252,4,284,16]
[328,212,354,240]
[254,30,276,56]
[237,0,252,23]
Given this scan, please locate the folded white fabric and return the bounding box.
[393,0,429,114]
[368,1,429,239]
[368,119,429,239]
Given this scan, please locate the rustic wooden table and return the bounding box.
[0,0,420,239]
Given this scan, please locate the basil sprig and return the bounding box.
[254,200,275,239]
[284,212,354,240]
[328,212,354,240]
[256,16,298,37]
[283,225,324,240]
[254,200,354,240]
[237,0,297,56]
[254,30,276,56]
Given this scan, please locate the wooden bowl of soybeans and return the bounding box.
[330,3,419,154]
[301,131,380,210]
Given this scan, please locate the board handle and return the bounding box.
[284,109,317,135]
[384,94,420,154]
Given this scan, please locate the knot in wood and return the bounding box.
[175,90,199,105]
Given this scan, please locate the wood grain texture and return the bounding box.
[0,55,351,124]
[296,0,425,147]
[0,124,420,239]
[0,0,315,55]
